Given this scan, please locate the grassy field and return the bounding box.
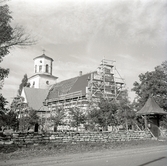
[0,139,167,161]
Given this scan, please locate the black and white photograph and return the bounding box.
[0,0,167,165]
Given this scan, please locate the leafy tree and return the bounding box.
[116,90,136,130]
[19,108,39,132]
[132,61,167,111]
[0,2,35,131]
[88,98,118,131]
[10,96,39,132]
[0,3,34,87]
[10,95,25,112]
[50,107,65,132]
[69,107,86,131]
[0,111,19,131]
[0,93,8,113]
[18,74,30,95]
[0,2,35,110]
[10,95,25,130]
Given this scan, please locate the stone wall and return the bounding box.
[0,130,153,145]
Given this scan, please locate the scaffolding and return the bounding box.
[87,59,124,102]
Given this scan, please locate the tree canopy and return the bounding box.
[0,2,35,90]
[18,74,30,95]
[132,61,167,111]
[69,107,86,131]
[88,98,118,131]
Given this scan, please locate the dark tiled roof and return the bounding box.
[33,54,53,61]
[47,72,93,100]
[137,97,167,115]
[24,87,49,111]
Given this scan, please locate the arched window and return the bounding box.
[39,65,42,72]
[46,64,49,73]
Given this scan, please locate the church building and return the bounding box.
[21,52,124,131]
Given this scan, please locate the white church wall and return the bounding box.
[29,75,40,88]
[39,76,56,89]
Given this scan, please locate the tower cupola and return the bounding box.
[33,50,53,75]
[28,51,58,89]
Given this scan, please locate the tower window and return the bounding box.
[35,65,37,73]
[39,65,42,72]
[46,64,49,73]
[40,60,42,63]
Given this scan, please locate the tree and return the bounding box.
[69,107,86,131]
[18,74,30,95]
[10,95,25,112]
[116,90,136,130]
[0,3,34,86]
[19,108,39,132]
[88,98,118,131]
[0,2,35,131]
[50,107,65,132]
[0,111,19,131]
[0,93,8,113]
[132,61,167,111]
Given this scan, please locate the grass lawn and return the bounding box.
[0,139,167,161]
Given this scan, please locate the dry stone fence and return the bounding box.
[0,130,153,146]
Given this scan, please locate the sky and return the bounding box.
[1,0,167,105]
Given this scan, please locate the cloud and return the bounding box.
[9,0,167,45]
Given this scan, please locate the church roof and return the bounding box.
[137,97,167,115]
[46,72,94,101]
[33,54,53,61]
[23,87,49,111]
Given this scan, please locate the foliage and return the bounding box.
[69,107,86,131]
[0,111,19,130]
[132,61,167,111]
[116,90,136,130]
[0,3,35,88]
[19,108,39,132]
[88,98,118,131]
[18,74,30,95]
[10,95,25,112]
[50,107,65,132]
[0,2,35,115]
[0,93,8,113]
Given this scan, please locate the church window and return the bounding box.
[46,64,49,73]
[40,60,42,63]
[46,81,49,85]
[32,81,35,87]
[39,65,42,72]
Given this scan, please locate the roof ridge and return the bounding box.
[55,71,95,85]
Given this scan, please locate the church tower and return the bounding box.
[28,51,58,89]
